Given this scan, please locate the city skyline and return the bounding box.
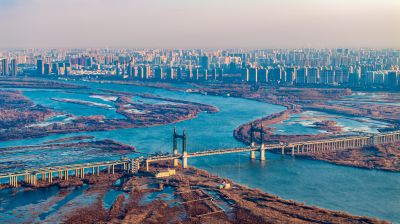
[1,48,399,90]
[0,0,399,49]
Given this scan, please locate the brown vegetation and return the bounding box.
[233,109,334,144]
[0,90,60,129]
[62,162,387,223]
[299,143,400,172]
[0,78,85,89]
[313,120,343,132]
[0,89,218,142]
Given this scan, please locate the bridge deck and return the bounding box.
[1,131,399,179]
[187,147,257,157]
[0,160,131,179]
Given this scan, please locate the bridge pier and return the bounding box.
[260,144,265,161]
[130,159,140,173]
[26,174,37,186]
[182,155,188,169]
[9,175,18,187]
[250,151,256,159]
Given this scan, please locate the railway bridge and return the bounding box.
[1,128,399,188]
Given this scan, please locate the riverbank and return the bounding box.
[297,142,400,172]
[103,80,400,125]
[233,109,334,144]
[232,109,400,172]
[61,161,387,223]
[0,78,86,89]
[0,86,218,142]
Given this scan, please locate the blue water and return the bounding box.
[140,186,176,206]
[271,110,389,135]
[103,189,129,210]
[22,89,124,119]
[0,80,399,223]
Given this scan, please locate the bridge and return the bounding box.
[1,128,399,188]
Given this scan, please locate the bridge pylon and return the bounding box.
[173,127,187,168]
[250,123,265,161]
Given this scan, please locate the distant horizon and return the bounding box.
[1,47,400,51]
[1,0,399,49]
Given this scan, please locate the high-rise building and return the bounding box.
[154,67,164,80]
[307,67,319,84]
[334,68,344,84]
[212,68,218,80]
[296,67,307,84]
[64,63,71,76]
[349,67,361,86]
[249,68,258,83]
[194,68,199,80]
[166,67,175,80]
[133,66,139,78]
[386,71,398,88]
[218,68,223,81]
[44,63,50,75]
[144,65,151,79]
[10,59,16,76]
[241,68,249,82]
[187,67,193,80]
[200,56,210,70]
[365,71,375,85]
[51,63,59,75]
[374,72,385,84]
[285,67,296,84]
[203,69,208,81]
[37,59,44,75]
[177,67,183,80]
[1,58,8,76]
[258,68,268,83]
[320,68,335,84]
[268,68,282,83]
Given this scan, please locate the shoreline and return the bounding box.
[68,163,391,223]
[0,86,219,142]
[6,161,386,223]
[232,109,400,172]
[99,80,400,172]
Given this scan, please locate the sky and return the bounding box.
[0,0,399,49]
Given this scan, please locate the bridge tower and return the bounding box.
[173,127,187,168]
[250,123,265,161]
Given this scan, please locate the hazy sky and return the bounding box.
[0,0,399,49]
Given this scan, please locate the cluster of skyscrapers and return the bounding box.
[1,48,399,89]
[0,58,17,77]
[241,65,399,88]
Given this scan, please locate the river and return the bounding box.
[0,80,399,223]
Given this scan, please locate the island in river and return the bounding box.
[0,85,218,142]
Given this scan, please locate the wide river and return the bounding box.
[0,80,399,223]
